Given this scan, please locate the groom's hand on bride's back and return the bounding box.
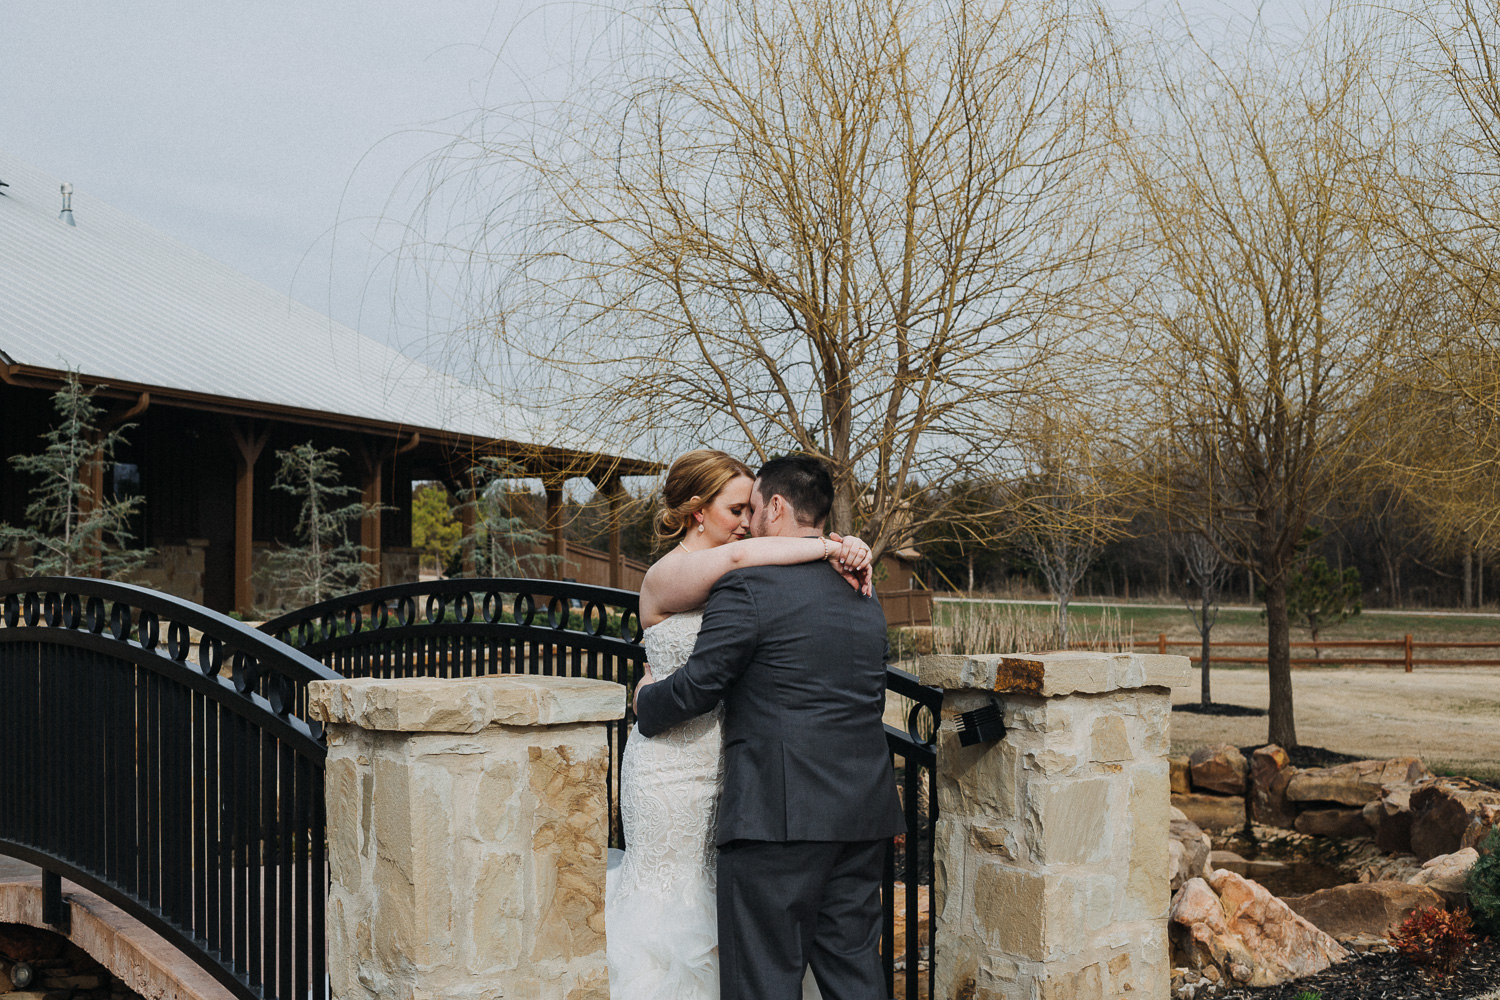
[631,663,655,716]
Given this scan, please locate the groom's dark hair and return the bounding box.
[756,454,834,528]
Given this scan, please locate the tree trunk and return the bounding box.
[967,552,975,594]
[1200,599,1213,707]
[1265,574,1297,748]
[1058,590,1071,648]
[1465,543,1474,609]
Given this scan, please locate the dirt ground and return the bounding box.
[1168,665,1500,781]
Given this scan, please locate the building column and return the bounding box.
[309,673,624,1000]
[229,422,269,615]
[544,478,568,574]
[604,476,625,589]
[359,450,383,584]
[919,650,1189,999]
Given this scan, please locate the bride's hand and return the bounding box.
[826,533,872,574]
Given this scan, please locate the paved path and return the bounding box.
[1168,666,1500,779]
[0,855,37,881]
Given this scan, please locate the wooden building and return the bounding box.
[0,152,654,612]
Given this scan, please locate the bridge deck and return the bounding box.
[0,859,236,1000]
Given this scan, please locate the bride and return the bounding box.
[604,450,872,1000]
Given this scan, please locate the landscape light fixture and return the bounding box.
[59,182,75,225]
[955,697,1006,747]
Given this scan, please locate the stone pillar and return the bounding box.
[308,674,625,1000]
[920,651,1190,1000]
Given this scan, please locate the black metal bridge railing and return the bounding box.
[0,577,336,1000]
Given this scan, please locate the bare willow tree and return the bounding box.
[1372,0,1500,555]
[1009,408,1137,646]
[420,0,1120,557]
[1172,529,1232,707]
[1120,13,1399,747]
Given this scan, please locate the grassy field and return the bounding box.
[934,597,1500,645]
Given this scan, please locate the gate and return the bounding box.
[0,578,335,1000]
[1,577,938,1000]
[267,578,940,1000]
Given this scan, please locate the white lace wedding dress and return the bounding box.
[605,610,821,1000]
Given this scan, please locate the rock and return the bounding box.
[1172,814,1213,892]
[1363,784,1415,855]
[1168,871,1348,986]
[1171,755,1192,795]
[1282,881,1445,941]
[1408,847,1479,907]
[1190,744,1249,795]
[1210,850,1247,866]
[1174,792,1247,834]
[1295,807,1372,839]
[1248,745,1298,829]
[1285,757,1429,807]
[1410,778,1500,861]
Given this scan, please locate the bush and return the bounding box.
[1391,906,1475,978]
[1469,826,1500,935]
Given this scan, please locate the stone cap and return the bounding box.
[308,674,626,733]
[917,651,1190,697]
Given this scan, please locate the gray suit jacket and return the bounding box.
[634,561,906,844]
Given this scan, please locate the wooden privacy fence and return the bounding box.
[1113,634,1500,672]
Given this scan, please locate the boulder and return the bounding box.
[1285,757,1428,807]
[1171,811,1213,892]
[1169,871,1348,986]
[1174,792,1247,834]
[1410,778,1500,861]
[1295,807,1373,839]
[1190,744,1249,795]
[1408,847,1479,907]
[1363,784,1415,855]
[1249,745,1298,829]
[1170,755,1192,795]
[1282,881,1445,941]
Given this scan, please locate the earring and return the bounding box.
[698,523,705,533]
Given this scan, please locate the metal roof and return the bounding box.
[0,150,647,471]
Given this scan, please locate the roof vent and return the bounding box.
[59,183,75,226]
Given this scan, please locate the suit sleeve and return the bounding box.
[634,573,759,738]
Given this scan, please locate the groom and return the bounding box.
[633,454,905,1000]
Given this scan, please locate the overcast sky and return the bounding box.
[1,0,1315,360]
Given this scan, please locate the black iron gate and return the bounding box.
[0,578,335,1000]
[268,578,940,1000]
[0,577,938,1000]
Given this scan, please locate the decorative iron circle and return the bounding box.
[370,601,388,629]
[582,601,605,637]
[166,621,191,662]
[297,621,314,648]
[513,593,536,627]
[85,596,107,634]
[455,592,475,623]
[906,701,938,747]
[3,594,18,627]
[225,651,247,682]
[619,608,642,644]
[320,614,336,642]
[138,611,160,650]
[396,596,417,627]
[547,596,570,630]
[268,673,293,715]
[425,593,445,624]
[43,593,62,628]
[198,636,223,676]
[232,654,258,694]
[60,593,82,630]
[22,593,39,627]
[343,605,362,636]
[482,591,503,624]
[110,603,133,642]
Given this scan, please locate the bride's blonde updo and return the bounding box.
[655,449,754,545]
